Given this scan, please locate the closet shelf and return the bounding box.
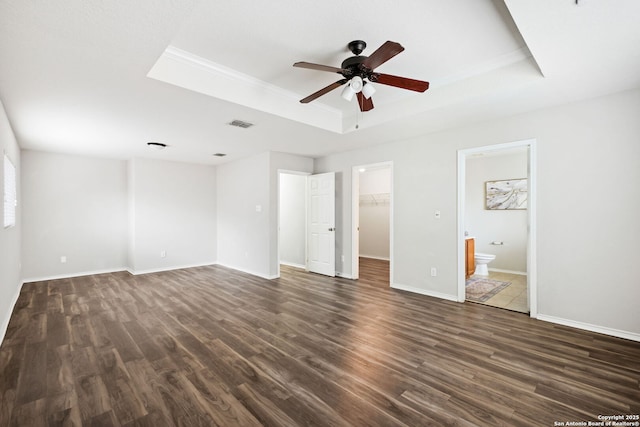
[359,193,390,205]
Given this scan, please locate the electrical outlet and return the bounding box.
[60,256,67,264]
[430,267,437,277]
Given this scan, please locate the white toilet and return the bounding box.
[474,253,496,276]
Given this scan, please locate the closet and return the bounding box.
[358,167,391,261]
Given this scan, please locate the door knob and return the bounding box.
[328,227,335,231]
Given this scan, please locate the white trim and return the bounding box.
[277,170,311,280]
[279,261,306,269]
[537,314,640,343]
[359,255,390,261]
[430,47,533,89]
[0,280,23,346]
[352,161,394,284]
[351,167,360,280]
[457,139,538,315]
[488,268,527,276]
[527,141,538,317]
[3,153,17,229]
[23,262,221,282]
[391,282,458,302]
[214,262,278,280]
[22,267,129,283]
[149,46,343,134]
[457,151,466,303]
[164,46,340,115]
[127,261,216,276]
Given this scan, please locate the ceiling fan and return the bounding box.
[293,40,429,112]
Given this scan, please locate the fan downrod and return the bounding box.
[347,40,366,55]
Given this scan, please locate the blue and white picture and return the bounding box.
[485,178,527,210]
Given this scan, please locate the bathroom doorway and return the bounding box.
[457,140,537,316]
[351,162,392,286]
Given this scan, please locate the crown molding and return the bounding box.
[148,45,344,133]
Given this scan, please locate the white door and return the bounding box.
[307,172,335,276]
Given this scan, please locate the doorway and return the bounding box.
[457,140,537,317]
[278,170,336,278]
[278,171,308,277]
[352,162,393,286]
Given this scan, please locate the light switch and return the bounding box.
[434,210,441,219]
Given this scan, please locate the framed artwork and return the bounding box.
[485,178,527,210]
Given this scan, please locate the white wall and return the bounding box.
[216,151,312,278]
[128,158,216,273]
[465,150,527,273]
[359,167,390,260]
[0,100,21,342]
[315,88,640,339]
[216,152,271,277]
[279,173,306,268]
[20,154,216,279]
[21,151,128,280]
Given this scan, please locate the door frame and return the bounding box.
[351,161,393,283]
[277,170,310,279]
[456,139,537,317]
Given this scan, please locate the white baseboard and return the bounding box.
[359,255,390,261]
[489,268,527,275]
[0,281,23,346]
[537,314,640,342]
[391,282,458,302]
[128,261,216,276]
[214,262,277,280]
[23,262,220,282]
[22,267,128,283]
[279,261,306,269]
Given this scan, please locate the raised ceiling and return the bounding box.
[0,0,639,164]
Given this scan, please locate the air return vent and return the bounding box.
[228,119,254,129]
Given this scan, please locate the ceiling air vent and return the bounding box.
[228,119,254,129]
[212,153,227,157]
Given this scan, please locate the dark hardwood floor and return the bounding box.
[1,264,639,426]
[357,257,390,288]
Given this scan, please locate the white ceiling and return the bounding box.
[1,0,639,165]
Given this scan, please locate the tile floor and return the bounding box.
[469,271,528,313]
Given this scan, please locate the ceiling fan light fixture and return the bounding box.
[361,82,376,99]
[350,76,363,93]
[341,84,356,101]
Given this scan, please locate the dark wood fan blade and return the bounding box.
[293,62,345,73]
[373,73,429,92]
[300,79,348,103]
[356,92,374,111]
[362,41,404,70]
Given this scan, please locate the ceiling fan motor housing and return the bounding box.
[340,56,375,80]
[347,40,367,55]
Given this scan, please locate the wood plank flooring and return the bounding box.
[1,264,639,426]
[358,257,390,288]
